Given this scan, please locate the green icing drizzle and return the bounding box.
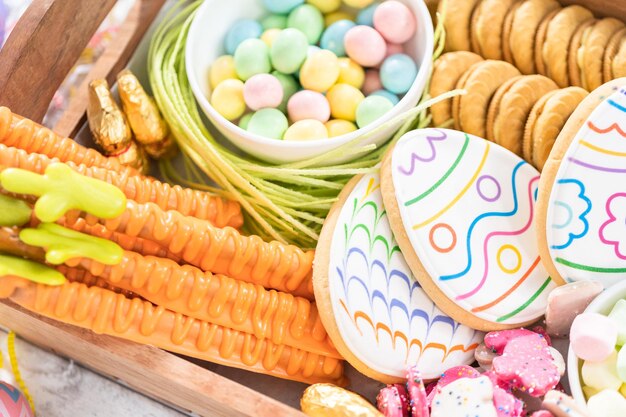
[20,223,123,265]
[0,194,32,227]
[0,163,126,222]
[0,253,65,285]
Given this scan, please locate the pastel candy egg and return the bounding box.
[238,113,253,130]
[609,299,626,346]
[356,3,378,26]
[362,69,382,94]
[344,25,387,67]
[261,14,287,30]
[385,41,404,58]
[326,83,365,121]
[307,0,341,13]
[380,53,417,94]
[0,382,34,417]
[370,89,399,105]
[324,11,354,27]
[571,312,618,362]
[582,350,623,391]
[210,79,246,120]
[262,0,304,14]
[209,55,237,89]
[373,0,416,44]
[234,39,271,81]
[586,389,626,417]
[243,74,284,110]
[261,28,282,47]
[287,4,325,44]
[287,90,330,123]
[343,0,375,7]
[271,71,299,112]
[337,58,365,89]
[356,95,393,127]
[325,119,357,137]
[283,119,328,140]
[270,28,309,74]
[247,108,289,139]
[320,19,355,57]
[299,49,340,92]
[224,19,263,55]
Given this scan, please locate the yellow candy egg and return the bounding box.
[324,11,354,27]
[326,83,364,121]
[210,79,246,121]
[325,119,357,137]
[283,119,329,140]
[209,55,237,89]
[342,0,374,8]
[337,58,365,89]
[307,0,341,13]
[300,50,340,93]
[261,28,282,48]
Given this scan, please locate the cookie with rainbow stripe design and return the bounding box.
[313,172,483,383]
[380,128,557,331]
[536,78,626,287]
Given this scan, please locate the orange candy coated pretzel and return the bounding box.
[0,144,243,229]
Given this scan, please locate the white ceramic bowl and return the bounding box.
[567,279,626,407]
[186,0,433,164]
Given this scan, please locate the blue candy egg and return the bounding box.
[356,3,379,26]
[320,19,355,57]
[263,0,304,14]
[224,19,263,55]
[380,53,417,94]
[370,89,400,105]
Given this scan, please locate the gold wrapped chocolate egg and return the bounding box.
[87,79,132,154]
[112,140,150,175]
[301,384,383,417]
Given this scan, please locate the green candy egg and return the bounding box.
[356,95,394,128]
[247,108,289,139]
[234,39,272,81]
[261,14,288,30]
[238,113,253,130]
[270,28,309,74]
[287,4,324,44]
[271,71,300,112]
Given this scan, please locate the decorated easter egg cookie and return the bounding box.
[313,172,483,383]
[537,78,626,287]
[380,128,556,331]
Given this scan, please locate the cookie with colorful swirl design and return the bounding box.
[313,171,482,383]
[381,128,557,331]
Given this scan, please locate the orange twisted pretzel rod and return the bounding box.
[0,144,243,229]
[58,249,337,358]
[0,107,130,174]
[62,201,315,299]
[3,278,346,385]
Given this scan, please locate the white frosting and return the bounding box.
[327,172,482,379]
[430,376,497,417]
[546,85,626,287]
[389,128,554,325]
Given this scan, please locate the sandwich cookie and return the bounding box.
[381,128,556,331]
[439,0,482,52]
[603,28,626,82]
[578,18,624,90]
[474,0,520,61]
[500,0,524,64]
[567,18,597,88]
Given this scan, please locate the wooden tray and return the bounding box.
[0,0,624,416]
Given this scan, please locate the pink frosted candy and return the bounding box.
[344,26,387,67]
[373,1,416,44]
[570,312,618,362]
[492,385,524,417]
[531,326,552,347]
[426,366,480,406]
[530,411,555,417]
[405,367,428,417]
[484,329,536,355]
[287,90,331,123]
[377,384,410,417]
[492,334,560,397]
[362,69,383,95]
[482,370,511,391]
[243,73,283,111]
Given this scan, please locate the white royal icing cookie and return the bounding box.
[381,128,556,330]
[314,172,482,382]
[545,86,626,287]
[431,376,498,417]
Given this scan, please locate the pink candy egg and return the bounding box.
[243,73,284,111]
[373,1,416,44]
[287,90,331,123]
[362,69,383,95]
[0,382,34,417]
[570,312,618,362]
[385,41,404,58]
[344,25,387,67]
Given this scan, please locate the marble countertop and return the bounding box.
[0,331,185,417]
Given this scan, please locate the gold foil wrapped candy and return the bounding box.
[112,140,150,175]
[301,384,383,417]
[87,79,133,154]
